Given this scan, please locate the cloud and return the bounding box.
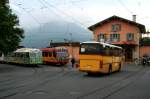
[9,3,22,14]
[10,0,150,30]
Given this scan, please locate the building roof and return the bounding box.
[88,15,146,33]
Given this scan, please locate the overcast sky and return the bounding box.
[9,0,150,31]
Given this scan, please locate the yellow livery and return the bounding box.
[79,41,123,74]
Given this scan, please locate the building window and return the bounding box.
[127,33,134,41]
[112,24,121,32]
[98,33,105,42]
[110,34,120,42]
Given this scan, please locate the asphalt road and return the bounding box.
[0,63,150,99]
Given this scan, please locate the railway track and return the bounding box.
[1,64,145,99]
[0,64,66,99]
[76,66,148,99]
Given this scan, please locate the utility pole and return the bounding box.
[69,33,73,59]
[50,40,53,47]
[64,33,73,60]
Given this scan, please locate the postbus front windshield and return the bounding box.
[80,43,103,54]
[80,43,123,56]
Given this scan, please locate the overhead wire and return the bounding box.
[37,0,64,20]
[135,0,150,20]
[12,3,41,26]
[37,0,73,40]
[117,0,134,15]
[40,0,88,28]
[12,0,93,41]
[37,0,92,41]
[70,0,95,24]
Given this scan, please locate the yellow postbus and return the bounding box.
[79,41,123,74]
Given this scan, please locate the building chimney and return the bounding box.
[132,15,136,22]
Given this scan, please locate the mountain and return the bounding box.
[21,21,93,48]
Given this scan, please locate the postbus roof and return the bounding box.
[15,48,41,53]
[81,41,122,49]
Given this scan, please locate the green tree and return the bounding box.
[0,0,24,54]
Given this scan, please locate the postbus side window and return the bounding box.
[103,46,110,56]
[113,48,122,56]
[118,49,122,56]
[117,49,120,56]
[109,47,113,56]
[113,48,116,56]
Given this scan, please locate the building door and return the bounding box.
[125,47,133,62]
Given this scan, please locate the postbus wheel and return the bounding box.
[108,64,112,74]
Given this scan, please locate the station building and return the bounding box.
[50,15,150,62]
[88,15,146,62]
[140,37,150,58]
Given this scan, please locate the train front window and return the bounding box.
[80,43,103,54]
